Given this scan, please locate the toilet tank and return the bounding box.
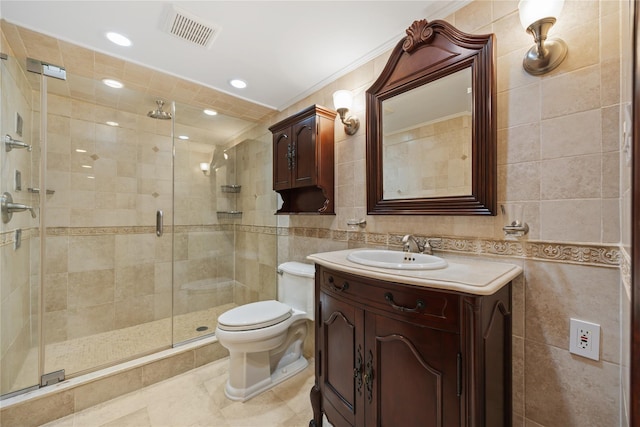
[277,262,315,321]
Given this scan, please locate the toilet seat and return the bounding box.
[217,300,292,331]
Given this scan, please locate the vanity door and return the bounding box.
[365,310,461,427]
[319,290,365,427]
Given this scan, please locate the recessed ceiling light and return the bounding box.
[75,149,87,153]
[106,32,132,47]
[203,109,218,116]
[87,176,95,179]
[81,165,92,169]
[106,121,119,127]
[178,135,189,140]
[230,79,247,89]
[102,79,123,89]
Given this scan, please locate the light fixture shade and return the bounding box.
[200,162,210,172]
[518,0,564,29]
[333,90,354,110]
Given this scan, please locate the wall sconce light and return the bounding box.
[518,0,567,75]
[200,162,210,176]
[332,90,360,135]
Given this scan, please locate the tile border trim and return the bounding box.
[35,225,621,267]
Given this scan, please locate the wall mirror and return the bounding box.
[366,19,496,215]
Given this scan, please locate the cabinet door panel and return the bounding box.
[367,314,460,427]
[293,116,316,187]
[273,129,291,190]
[320,291,363,426]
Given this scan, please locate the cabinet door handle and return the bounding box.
[354,344,363,396]
[286,143,293,170]
[364,349,374,403]
[327,276,349,292]
[290,144,296,169]
[384,292,425,313]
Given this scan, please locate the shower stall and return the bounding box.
[0,45,277,400]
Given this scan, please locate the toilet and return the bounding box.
[215,261,315,401]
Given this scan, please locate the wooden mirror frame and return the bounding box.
[366,19,496,215]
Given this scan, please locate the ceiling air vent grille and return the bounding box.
[164,6,220,48]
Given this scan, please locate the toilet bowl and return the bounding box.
[215,261,315,401]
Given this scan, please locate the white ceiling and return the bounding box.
[1,0,469,112]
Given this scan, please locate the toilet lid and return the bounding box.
[217,300,293,331]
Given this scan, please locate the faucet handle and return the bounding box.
[401,234,413,252]
[426,237,441,248]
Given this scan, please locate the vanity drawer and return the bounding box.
[319,267,459,332]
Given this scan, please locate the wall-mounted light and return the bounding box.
[332,90,360,135]
[200,162,210,176]
[518,0,567,75]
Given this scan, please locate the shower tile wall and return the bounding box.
[231,138,278,306]
[0,37,40,395]
[40,93,234,374]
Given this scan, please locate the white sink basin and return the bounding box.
[346,249,448,270]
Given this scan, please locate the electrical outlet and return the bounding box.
[569,318,600,361]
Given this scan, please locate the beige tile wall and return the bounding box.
[232,138,279,305]
[40,97,240,358]
[267,2,627,426]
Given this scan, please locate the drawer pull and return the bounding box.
[327,276,349,292]
[384,292,425,313]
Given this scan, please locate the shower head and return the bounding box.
[148,100,172,120]
[209,147,229,171]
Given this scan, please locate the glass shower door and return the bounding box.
[0,51,42,397]
[171,102,236,344]
[40,73,174,377]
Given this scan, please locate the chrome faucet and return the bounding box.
[401,234,432,255]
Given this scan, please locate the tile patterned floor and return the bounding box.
[41,357,316,427]
[11,304,237,393]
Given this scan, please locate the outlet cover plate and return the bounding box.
[569,318,600,361]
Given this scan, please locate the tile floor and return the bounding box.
[40,357,315,427]
[11,304,236,394]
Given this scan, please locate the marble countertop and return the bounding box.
[307,249,523,296]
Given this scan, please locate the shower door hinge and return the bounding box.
[26,58,67,80]
[41,369,65,387]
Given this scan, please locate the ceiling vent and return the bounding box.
[164,5,220,49]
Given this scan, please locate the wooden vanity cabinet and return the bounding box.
[269,105,337,214]
[310,265,512,427]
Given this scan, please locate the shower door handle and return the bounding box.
[156,210,163,237]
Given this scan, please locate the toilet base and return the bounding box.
[224,355,309,402]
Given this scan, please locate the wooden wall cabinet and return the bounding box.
[269,105,337,214]
[310,265,512,427]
